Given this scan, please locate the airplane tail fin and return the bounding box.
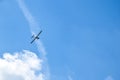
[31,35,34,38]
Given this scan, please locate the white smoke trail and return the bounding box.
[16,0,39,33]
[16,0,50,80]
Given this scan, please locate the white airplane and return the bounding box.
[30,30,42,44]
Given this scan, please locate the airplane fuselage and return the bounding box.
[30,30,42,44]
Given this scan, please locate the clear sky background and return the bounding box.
[0,0,120,80]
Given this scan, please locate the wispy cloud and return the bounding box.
[105,76,114,80]
[68,75,73,80]
[0,50,44,80]
[16,0,50,80]
[0,0,49,80]
[16,0,39,33]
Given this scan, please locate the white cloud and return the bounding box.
[105,76,114,80]
[0,50,45,80]
[16,0,50,79]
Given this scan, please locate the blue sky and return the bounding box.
[0,0,120,80]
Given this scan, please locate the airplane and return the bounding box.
[30,30,42,44]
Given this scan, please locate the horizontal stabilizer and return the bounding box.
[30,30,42,44]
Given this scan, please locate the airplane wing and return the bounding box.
[30,38,36,44]
[36,30,42,37]
[30,30,42,44]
